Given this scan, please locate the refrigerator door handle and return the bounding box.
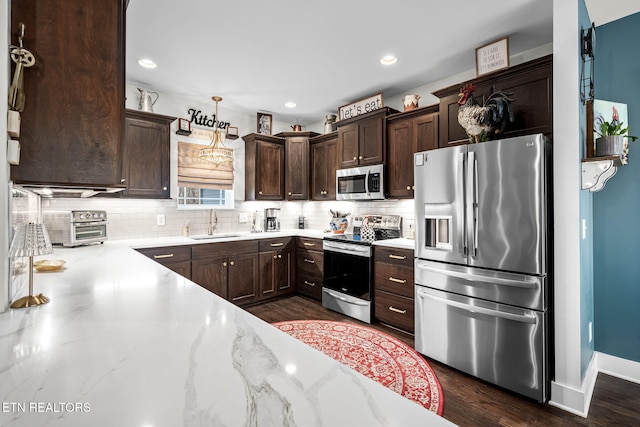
[415,261,538,289]
[465,151,477,257]
[416,289,538,324]
[457,152,467,256]
[472,154,479,256]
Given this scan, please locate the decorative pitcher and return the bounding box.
[138,88,159,112]
[402,94,420,112]
[324,114,337,133]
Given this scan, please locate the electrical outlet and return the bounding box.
[238,213,248,223]
[157,214,166,226]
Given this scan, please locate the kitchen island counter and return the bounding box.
[0,243,454,426]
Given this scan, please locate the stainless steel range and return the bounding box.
[322,214,401,323]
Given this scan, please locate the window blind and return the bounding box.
[177,141,234,190]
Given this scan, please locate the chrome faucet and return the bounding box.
[208,209,217,235]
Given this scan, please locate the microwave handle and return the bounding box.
[364,168,370,195]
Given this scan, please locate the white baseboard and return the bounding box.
[595,352,640,384]
[549,352,640,417]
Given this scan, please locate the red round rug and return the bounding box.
[273,320,444,415]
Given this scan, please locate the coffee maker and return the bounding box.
[264,208,280,232]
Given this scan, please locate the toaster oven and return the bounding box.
[43,210,108,247]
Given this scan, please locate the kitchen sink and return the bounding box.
[189,234,242,241]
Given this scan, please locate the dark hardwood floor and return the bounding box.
[246,296,640,427]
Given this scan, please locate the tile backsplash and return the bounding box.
[41,198,416,240]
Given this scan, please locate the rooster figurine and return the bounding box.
[457,84,515,143]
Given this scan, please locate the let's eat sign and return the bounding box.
[338,93,384,120]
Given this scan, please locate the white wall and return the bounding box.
[549,0,589,416]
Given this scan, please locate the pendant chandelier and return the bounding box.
[199,96,234,166]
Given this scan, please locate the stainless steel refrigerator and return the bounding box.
[413,133,552,402]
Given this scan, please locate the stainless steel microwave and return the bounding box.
[336,164,385,200]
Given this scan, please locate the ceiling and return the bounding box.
[124,1,636,125]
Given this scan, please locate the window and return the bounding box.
[177,187,234,209]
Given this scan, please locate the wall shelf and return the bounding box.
[581,155,623,192]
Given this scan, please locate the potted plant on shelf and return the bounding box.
[594,120,638,157]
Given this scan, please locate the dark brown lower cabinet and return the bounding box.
[136,246,191,280]
[373,246,414,333]
[296,237,323,300]
[258,238,295,300]
[191,256,227,299]
[191,241,259,305]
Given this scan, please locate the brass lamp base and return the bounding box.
[10,293,50,308]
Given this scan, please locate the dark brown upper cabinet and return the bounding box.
[336,108,397,169]
[243,133,286,201]
[310,132,339,200]
[434,55,552,148]
[123,110,176,199]
[10,0,126,187]
[386,106,439,199]
[276,131,320,201]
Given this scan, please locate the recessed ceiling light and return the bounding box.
[138,58,157,69]
[380,55,398,65]
[284,102,297,108]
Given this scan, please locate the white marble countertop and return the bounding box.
[372,237,416,250]
[0,242,453,426]
[122,228,328,249]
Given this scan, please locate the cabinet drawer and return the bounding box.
[297,272,323,300]
[296,249,324,276]
[374,246,414,268]
[137,245,191,263]
[297,237,322,250]
[374,290,415,333]
[191,240,259,259]
[259,237,293,252]
[374,263,414,298]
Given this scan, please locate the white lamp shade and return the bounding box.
[9,222,53,258]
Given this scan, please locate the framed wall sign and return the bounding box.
[176,118,192,136]
[476,37,510,77]
[338,93,384,121]
[257,112,272,135]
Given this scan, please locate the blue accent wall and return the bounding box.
[593,12,640,362]
[578,0,595,377]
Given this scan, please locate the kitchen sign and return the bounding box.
[338,93,384,120]
[187,108,230,130]
[475,37,510,77]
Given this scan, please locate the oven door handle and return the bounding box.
[75,221,108,226]
[324,290,370,306]
[416,289,537,324]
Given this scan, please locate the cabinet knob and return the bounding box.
[229,261,235,266]
[353,156,357,160]
[406,186,411,190]
[304,280,316,287]
[278,254,282,259]
[163,186,167,191]
[258,191,263,195]
[359,156,363,160]
[223,261,227,267]
[288,192,292,196]
[273,254,278,259]
[120,178,126,183]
